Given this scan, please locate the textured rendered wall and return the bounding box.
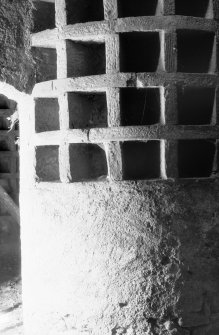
[21,181,219,335]
[22,0,219,334]
[0,0,33,93]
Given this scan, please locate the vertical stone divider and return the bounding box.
[55,0,67,28]
[106,34,120,74]
[32,98,38,184]
[58,93,71,183]
[103,0,122,181]
[103,0,118,20]
[163,88,178,179]
[206,0,214,19]
[162,0,178,178]
[9,130,18,202]
[20,94,36,187]
[215,30,219,77]
[106,88,122,181]
[162,0,175,15]
[213,0,219,20]
[55,1,71,183]
[209,31,217,74]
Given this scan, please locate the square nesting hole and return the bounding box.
[122,141,161,180]
[178,87,215,125]
[36,146,60,182]
[0,95,16,130]
[118,0,161,17]
[32,47,57,83]
[0,155,11,173]
[66,0,104,24]
[120,32,161,73]
[68,92,107,129]
[120,88,161,126]
[69,144,108,182]
[175,0,212,18]
[32,1,55,33]
[177,30,215,73]
[0,138,12,151]
[66,40,105,77]
[0,117,11,131]
[178,140,216,178]
[35,98,60,133]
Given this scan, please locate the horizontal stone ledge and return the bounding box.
[33,129,89,146]
[136,73,218,88]
[31,16,218,48]
[32,73,218,97]
[31,29,58,48]
[89,125,219,142]
[33,126,219,146]
[116,16,218,33]
[63,21,110,42]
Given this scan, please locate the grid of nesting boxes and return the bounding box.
[0,95,19,215]
[31,0,219,182]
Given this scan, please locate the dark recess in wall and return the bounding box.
[120,32,161,73]
[66,0,104,24]
[68,92,107,129]
[0,95,16,130]
[32,1,56,33]
[178,139,216,178]
[122,141,161,180]
[177,87,215,125]
[36,146,60,182]
[69,144,108,182]
[118,0,158,17]
[66,40,106,77]
[0,156,10,173]
[175,0,211,18]
[32,47,57,83]
[0,213,20,283]
[177,30,215,73]
[35,98,60,133]
[0,139,11,151]
[0,95,10,109]
[120,88,161,126]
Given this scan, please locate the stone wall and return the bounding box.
[21,0,219,334]
[0,0,33,93]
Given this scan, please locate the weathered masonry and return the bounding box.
[0,2,33,334]
[21,0,219,334]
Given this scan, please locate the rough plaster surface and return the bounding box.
[21,180,219,335]
[0,0,33,93]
